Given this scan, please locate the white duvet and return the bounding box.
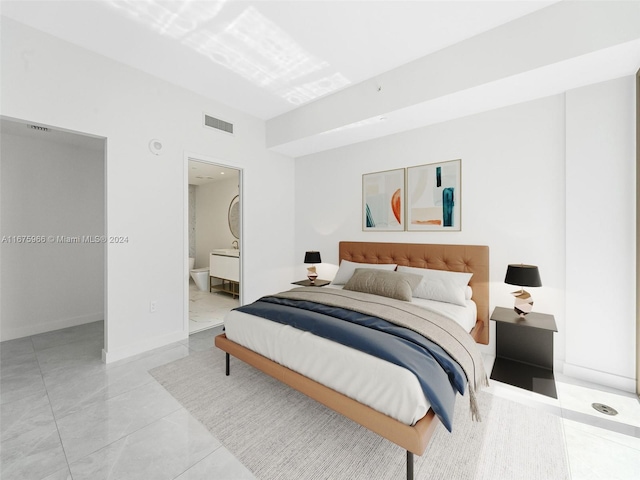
[224,289,476,426]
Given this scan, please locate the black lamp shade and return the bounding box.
[304,251,321,264]
[505,264,542,287]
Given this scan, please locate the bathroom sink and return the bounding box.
[211,249,240,257]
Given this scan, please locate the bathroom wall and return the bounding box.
[0,127,105,340]
[194,175,240,269]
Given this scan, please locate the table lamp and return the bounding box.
[304,251,321,285]
[504,264,542,317]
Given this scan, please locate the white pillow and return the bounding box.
[331,260,397,285]
[396,265,473,307]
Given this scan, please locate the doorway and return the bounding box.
[185,154,242,334]
[0,116,106,349]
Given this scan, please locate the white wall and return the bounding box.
[565,77,636,390]
[194,176,239,269]
[295,81,636,392]
[0,131,104,340]
[1,18,296,361]
[296,95,567,355]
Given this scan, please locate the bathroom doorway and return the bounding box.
[185,155,242,335]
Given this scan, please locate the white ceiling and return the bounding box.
[188,160,239,186]
[2,1,639,157]
[0,0,559,119]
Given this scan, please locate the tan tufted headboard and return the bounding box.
[339,241,489,344]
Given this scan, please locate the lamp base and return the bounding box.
[512,289,534,317]
[514,305,533,317]
[307,266,318,285]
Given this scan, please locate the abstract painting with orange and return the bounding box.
[391,189,401,223]
[363,168,405,231]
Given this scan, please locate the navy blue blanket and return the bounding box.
[236,296,466,431]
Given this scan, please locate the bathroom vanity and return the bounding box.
[210,249,240,298]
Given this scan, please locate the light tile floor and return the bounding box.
[1,321,253,480]
[189,282,239,334]
[1,322,639,479]
[482,356,640,480]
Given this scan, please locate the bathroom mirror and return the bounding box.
[228,194,240,239]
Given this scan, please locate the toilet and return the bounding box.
[190,267,210,292]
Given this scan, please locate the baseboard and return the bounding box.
[102,330,188,364]
[562,362,635,393]
[0,312,103,342]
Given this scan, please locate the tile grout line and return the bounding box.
[29,326,186,477]
[32,335,75,480]
[556,415,573,480]
[169,444,230,480]
[59,395,186,470]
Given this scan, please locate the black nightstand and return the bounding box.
[292,279,331,287]
[490,306,558,398]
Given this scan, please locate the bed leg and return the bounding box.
[225,352,230,376]
[406,451,414,480]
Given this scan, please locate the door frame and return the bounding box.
[183,151,244,334]
[635,68,639,399]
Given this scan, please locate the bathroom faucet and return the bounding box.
[232,240,238,249]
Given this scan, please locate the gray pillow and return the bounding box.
[343,269,423,302]
[331,260,398,285]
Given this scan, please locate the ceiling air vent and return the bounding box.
[29,125,49,132]
[204,114,233,134]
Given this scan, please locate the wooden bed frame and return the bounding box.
[215,241,489,479]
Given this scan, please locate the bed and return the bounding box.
[215,241,489,479]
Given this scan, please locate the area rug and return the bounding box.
[150,347,570,480]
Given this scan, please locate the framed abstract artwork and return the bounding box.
[406,159,461,231]
[363,168,405,231]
